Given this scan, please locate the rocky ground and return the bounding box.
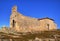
[0,27,60,41]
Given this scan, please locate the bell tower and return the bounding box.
[10,5,17,29]
[12,5,17,13]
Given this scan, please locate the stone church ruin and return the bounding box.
[10,6,57,32]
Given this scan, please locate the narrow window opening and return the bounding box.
[13,20,15,27]
[47,24,49,30]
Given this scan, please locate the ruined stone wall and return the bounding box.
[10,6,57,32]
[42,19,57,30]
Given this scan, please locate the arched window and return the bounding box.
[12,20,16,27]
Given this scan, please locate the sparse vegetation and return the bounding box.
[0,29,60,39]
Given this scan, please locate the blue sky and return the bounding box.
[0,0,60,29]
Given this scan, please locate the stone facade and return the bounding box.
[10,6,57,32]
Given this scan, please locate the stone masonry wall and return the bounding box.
[10,6,57,32]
